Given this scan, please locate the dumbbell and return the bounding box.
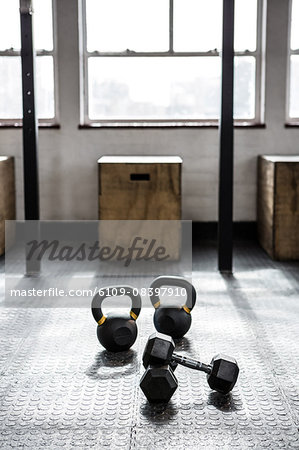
[150,276,197,339]
[140,363,178,404]
[140,332,239,403]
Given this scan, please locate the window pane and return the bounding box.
[86,0,169,52]
[0,0,53,51]
[88,56,255,121]
[289,55,299,118]
[173,0,257,52]
[36,56,55,118]
[34,0,54,51]
[0,56,55,119]
[173,0,222,52]
[291,0,299,50]
[0,0,20,50]
[0,57,22,118]
[234,0,257,52]
[88,57,221,120]
[234,56,256,119]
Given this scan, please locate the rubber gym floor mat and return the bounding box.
[0,261,298,448]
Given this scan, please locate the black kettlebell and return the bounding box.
[91,286,142,352]
[150,276,196,340]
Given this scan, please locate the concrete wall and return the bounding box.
[0,0,298,221]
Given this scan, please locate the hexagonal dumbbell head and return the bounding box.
[207,354,239,394]
[140,365,178,403]
[142,332,175,369]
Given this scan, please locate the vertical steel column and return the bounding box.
[20,0,39,220]
[20,0,40,274]
[218,0,235,273]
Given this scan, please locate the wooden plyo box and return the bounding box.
[98,156,182,260]
[0,157,16,255]
[257,155,299,260]
[98,156,182,220]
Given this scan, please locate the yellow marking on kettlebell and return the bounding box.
[183,305,191,314]
[154,301,161,309]
[130,311,137,321]
[97,315,107,326]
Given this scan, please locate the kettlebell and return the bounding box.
[91,286,142,352]
[150,276,196,339]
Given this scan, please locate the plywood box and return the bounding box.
[98,156,182,260]
[98,156,182,220]
[257,155,299,260]
[0,157,16,255]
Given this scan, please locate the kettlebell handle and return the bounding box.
[91,286,142,326]
[149,276,196,313]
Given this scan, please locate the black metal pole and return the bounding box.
[218,0,235,273]
[20,0,40,274]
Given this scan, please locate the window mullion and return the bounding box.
[234,51,258,57]
[0,50,20,56]
[287,0,294,121]
[86,51,220,57]
[169,0,174,53]
[254,0,264,124]
[36,50,53,56]
[82,0,89,125]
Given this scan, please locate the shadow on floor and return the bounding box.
[86,348,137,380]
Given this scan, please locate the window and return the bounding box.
[0,0,57,125]
[287,0,299,123]
[81,0,265,126]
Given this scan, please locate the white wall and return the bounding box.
[0,0,298,221]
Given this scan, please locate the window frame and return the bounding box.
[80,0,266,127]
[0,0,59,127]
[286,0,299,125]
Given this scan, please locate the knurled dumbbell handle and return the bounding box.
[172,353,212,374]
